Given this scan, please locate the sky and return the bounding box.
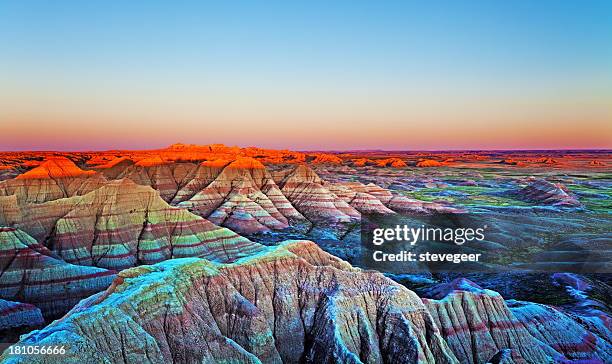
[1,0,611,151]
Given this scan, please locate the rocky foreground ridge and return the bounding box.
[2,241,609,364]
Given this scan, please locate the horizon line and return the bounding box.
[1,145,611,154]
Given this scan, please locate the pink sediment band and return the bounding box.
[0,270,115,287]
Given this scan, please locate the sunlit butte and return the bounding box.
[1,1,611,151]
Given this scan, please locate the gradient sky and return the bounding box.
[1,0,611,151]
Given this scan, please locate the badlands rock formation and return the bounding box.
[423,278,611,363]
[329,181,460,214]
[0,299,44,330]
[96,157,309,235]
[2,241,458,364]
[5,244,606,364]
[509,299,612,362]
[0,227,116,318]
[0,147,607,363]
[309,153,343,165]
[327,183,395,215]
[13,179,262,271]
[177,158,305,234]
[351,158,371,167]
[0,166,19,182]
[513,178,581,207]
[375,158,407,168]
[416,159,445,167]
[0,157,106,204]
[275,165,360,225]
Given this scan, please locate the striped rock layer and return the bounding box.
[1,241,458,364]
[276,165,361,225]
[98,159,201,202]
[0,299,44,330]
[12,179,262,271]
[509,300,611,363]
[514,178,581,207]
[97,157,458,230]
[0,157,107,204]
[0,227,115,318]
[423,278,610,364]
[98,157,307,235]
[328,181,460,215]
[177,158,305,234]
[327,183,395,215]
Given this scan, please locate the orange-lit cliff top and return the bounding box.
[16,157,96,179]
[1,144,610,175]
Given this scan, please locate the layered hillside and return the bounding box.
[512,178,581,207]
[4,243,606,364]
[275,165,361,225]
[97,157,207,202]
[13,179,262,270]
[0,157,107,204]
[0,299,44,331]
[1,241,458,364]
[423,279,611,363]
[509,299,612,362]
[176,158,305,234]
[0,227,116,318]
[328,181,461,214]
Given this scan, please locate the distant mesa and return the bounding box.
[534,157,558,165]
[351,158,370,167]
[134,155,166,167]
[309,153,343,165]
[416,159,445,167]
[375,158,407,168]
[500,159,526,166]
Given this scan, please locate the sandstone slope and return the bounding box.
[0,227,116,318]
[1,241,458,364]
[275,165,360,225]
[513,178,581,207]
[0,157,107,204]
[329,181,460,215]
[0,299,44,330]
[423,278,610,363]
[10,179,263,271]
[176,158,305,234]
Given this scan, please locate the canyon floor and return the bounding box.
[0,144,610,363]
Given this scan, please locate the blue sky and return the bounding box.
[1,1,611,150]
